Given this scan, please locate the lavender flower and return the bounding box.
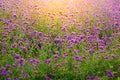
[7,78,11,80]
[46,59,51,64]
[11,43,18,48]
[89,49,94,54]
[106,70,114,78]
[54,54,59,59]
[14,78,19,80]
[14,53,20,59]
[74,56,80,61]
[13,14,17,19]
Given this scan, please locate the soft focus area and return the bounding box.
[0,0,120,80]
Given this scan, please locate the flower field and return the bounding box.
[0,0,120,80]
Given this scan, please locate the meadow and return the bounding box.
[0,0,120,80]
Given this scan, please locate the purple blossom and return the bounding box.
[118,66,120,71]
[79,34,86,39]
[89,49,94,54]
[0,18,4,21]
[86,75,94,80]
[19,58,24,63]
[7,78,11,80]
[54,54,59,59]
[55,38,62,43]
[82,54,87,59]
[6,64,10,68]
[20,46,27,52]
[111,54,116,58]
[11,43,18,48]
[14,78,19,80]
[14,53,20,59]
[67,35,72,40]
[46,59,51,64]
[19,58,25,66]
[13,14,17,19]
[74,56,80,61]
[29,58,39,64]
[106,70,114,78]
[39,32,43,37]
[63,52,68,57]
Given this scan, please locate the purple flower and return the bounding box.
[106,70,114,78]
[39,32,43,37]
[19,58,24,63]
[82,54,87,59]
[8,19,13,23]
[55,51,59,54]
[6,77,11,80]
[63,52,68,57]
[67,35,72,40]
[11,43,18,48]
[14,78,19,80]
[6,64,10,68]
[118,66,120,71]
[14,53,20,59]
[20,46,27,52]
[12,64,16,67]
[29,58,39,64]
[111,54,116,58]
[54,54,59,59]
[79,34,86,39]
[74,56,80,61]
[29,59,35,64]
[86,75,94,79]
[104,56,109,60]
[13,14,17,19]
[19,58,24,66]
[89,49,94,54]
[99,46,105,50]
[46,59,51,64]
[0,18,4,21]
[55,38,62,43]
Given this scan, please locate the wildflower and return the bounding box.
[86,75,94,80]
[6,64,10,68]
[106,70,114,78]
[20,46,26,52]
[54,54,59,59]
[55,38,62,43]
[19,58,24,66]
[14,53,20,59]
[54,63,60,68]
[2,32,7,37]
[19,58,24,63]
[99,46,105,50]
[6,78,11,80]
[13,14,17,19]
[46,59,51,64]
[89,49,94,53]
[104,56,109,60]
[55,51,59,54]
[0,18,4,21]
[118,66,120,71]
[82,54,87,59]
[11,43,18,48]
[14,78,19,80]
[67,35,72,40]
[111,54,116,58]
[79,34,86,39]
[63,52,68,57]
[39,32,43,37]
[29,58,39,64]
[74,56,80,61]
[12,64,16,67]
